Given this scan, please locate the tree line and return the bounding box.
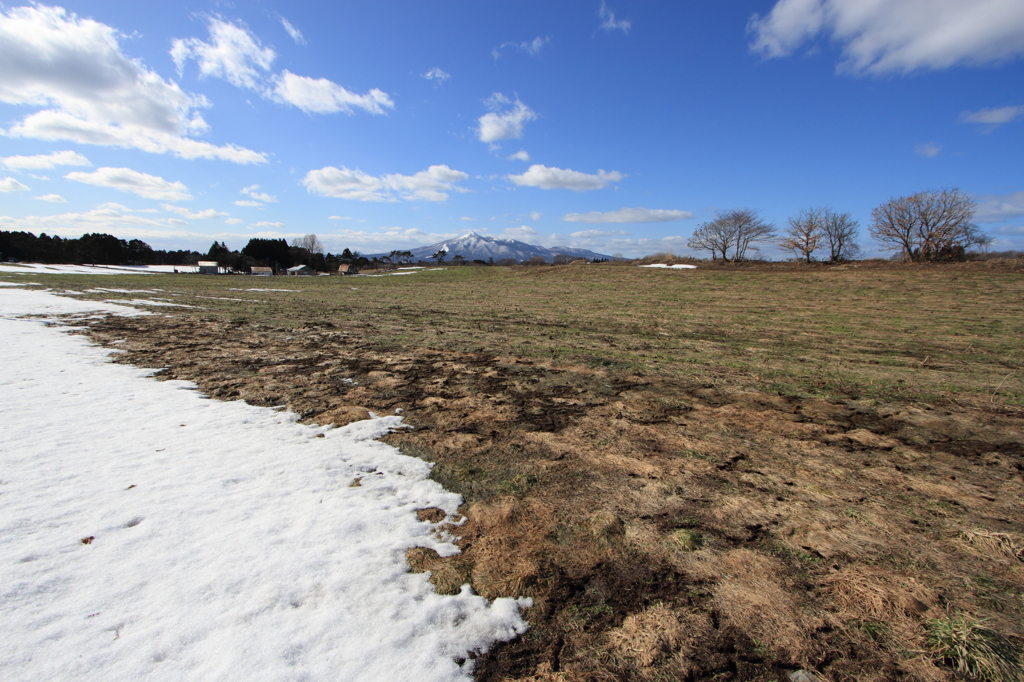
[0,231,381,273]
[687,188,991,263]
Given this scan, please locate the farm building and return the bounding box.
[250,266,274,276]
[337,264,359,275]
[197,261,219,275]
[286,264,315,276]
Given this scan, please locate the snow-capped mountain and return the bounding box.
[373,232,611,263]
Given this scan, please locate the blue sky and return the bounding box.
[1,1,1022,258]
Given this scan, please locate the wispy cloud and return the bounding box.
[961,104,1024,130]
[492,37,550,60]
[748,0,1024,75]
[303,164,469,202]
[599,2,631,34]
[2,150,91,171]
[280,17,305,45]
[422,67,451,83]
[508,165,623,191]
[241,185,277,203]
[270,71,394,115]
[34,194,67,203]
[507,150,531,162]
[162,204,229,220]
[975,190,1024,223]
[65,167,191,201]
[563,207,694,223]
[914,142,941,158]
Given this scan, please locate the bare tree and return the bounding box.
[292,234,324,255]
[730,209,775,260]
[688,209,775,261]
[870,189,988,261]
[552,253,573,265]
[431,249,447,264]
[687,219,735,260]
[779,207,824,263]
[822,209,860,262]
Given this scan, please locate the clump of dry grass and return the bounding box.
[697,549,813,661]
[926,612,1024,682]
[957,530,1024,564]
[822,564,937,621]
[607,602,684,668]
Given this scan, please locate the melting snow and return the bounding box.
[0,287,530,681]
[0,263,200,275]
[639,264,697,269]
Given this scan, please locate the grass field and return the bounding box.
[6,260,1024,681]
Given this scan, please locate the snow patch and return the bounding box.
[0,288,530,681]
[639,263,697,269]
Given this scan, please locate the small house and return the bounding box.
[197,260,219,275]
[337,264,359,275]
[286,264,315,276]
[250,266,274,276]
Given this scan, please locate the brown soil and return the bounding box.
[83,312,1024,681]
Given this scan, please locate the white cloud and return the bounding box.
[914,142,941,158]
[460,216,476,221]
[1,177,30,192]
[2,150,90,171]
[0,203,200,239]
[748,0,1024,75]
[961,105,1024,129]
[599,2,631,34]
[303,165,469,202]
[225,218,243,225]
[241,185,277,202]
[563,207,695,223]
[492,37,550,60]
[0,6,265,164]
[507,165,624,192]
[530,212,542,221]
[172,18,392,117]
[162,204,228,219]
[976,190,1024,223]
[507,150,531,162]
[65,167,191,201]
[502,225,540,239]
[270,71,394,115]
[172,17,275,90]
[280,17,305,45]
[569,229,632,237]
[477,94,537,144]
[251,221,285,228]
[34,193,66,202]
[422,67,451,83]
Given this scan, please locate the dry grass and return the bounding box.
[8,260,1024,681]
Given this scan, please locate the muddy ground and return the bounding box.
[83,311,1024,681]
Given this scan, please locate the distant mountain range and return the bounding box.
[371,232,612,263]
